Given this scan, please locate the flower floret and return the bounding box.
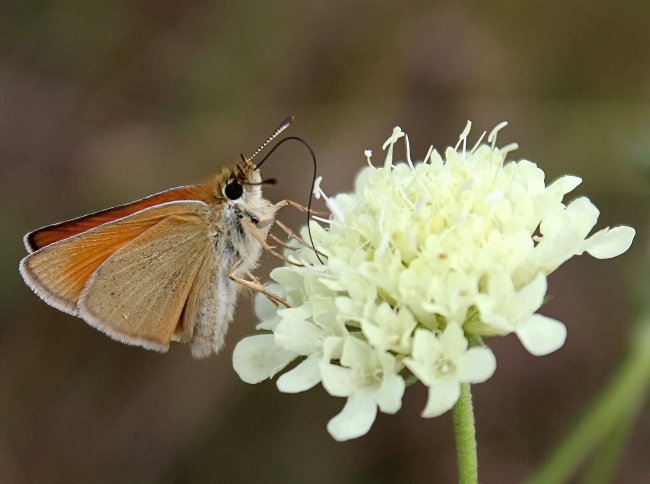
[404,324,496,417]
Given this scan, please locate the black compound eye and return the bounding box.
[224,180,244,200]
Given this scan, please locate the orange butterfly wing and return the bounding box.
[77,203,213,351]
[19,199,212,317]
[24,185,211,252]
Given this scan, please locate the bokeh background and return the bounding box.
[1,2,649,483]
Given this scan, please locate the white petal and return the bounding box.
[515,272,547,315]
[403,358,434,388]
[319,278,346,292]
[322,335,345,361]
[457,347,496,383]
[545,175,582,201]
[270,267,304,289]
[516,314,567,356]
[422,380,461,418]
[276,354,322,393]
[360,319,387,349]
[274,318,322,354]
[327,393,378,441]
[232,335,297,384]
[487,271,515,300]
[253,284,282,321]
[320,364,354,397]
[335,297,358,318]
[339,335,374,368]
[410,328,437,360]
[276,303,313,321]
[565,197,600,235]
[440,323,468,358]
[375,374,405,414]
[586,226,635,259]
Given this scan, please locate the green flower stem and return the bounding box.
[453,383,478,484]
[530,316,650,484]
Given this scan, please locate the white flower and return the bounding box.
[404,324,496,417]
[475,272,567,356]
[273,299,349,393]
[360,302,417,354]
[232,122,636,440]
[320,336,405,441]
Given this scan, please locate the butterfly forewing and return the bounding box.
[24,185,209,253]
[76,202,214,351]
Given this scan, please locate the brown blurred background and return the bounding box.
[1,2,649,483]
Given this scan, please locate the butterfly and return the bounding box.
[19,116,300,358]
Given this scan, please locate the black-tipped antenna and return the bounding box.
[255,136,324,265]
[244,116,294,163]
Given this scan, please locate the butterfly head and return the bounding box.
[221,158,260,201]
[209,159,275,227]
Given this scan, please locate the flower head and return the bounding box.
[233,122,635,441]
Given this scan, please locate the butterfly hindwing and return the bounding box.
[74,202,214,351]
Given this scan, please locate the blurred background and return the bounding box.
[1,2,649,483]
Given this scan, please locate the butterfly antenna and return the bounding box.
[244,116,294,163]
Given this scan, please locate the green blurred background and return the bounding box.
[1,2,648,483]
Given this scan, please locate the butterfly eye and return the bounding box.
[223,180,244,201]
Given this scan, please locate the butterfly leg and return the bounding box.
[268,233,298,251]
[273,219,328,259]
[270,200,328,260]
[241,218,303,267]
[273,199,328,216]
[228,260,291,308]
